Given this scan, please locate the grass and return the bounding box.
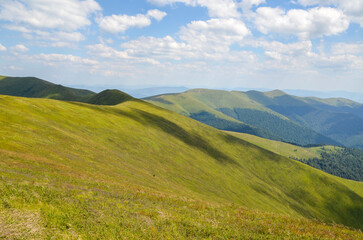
[0,95,362,238]
[226,131,340,160]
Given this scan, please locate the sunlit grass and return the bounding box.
[0,95,362,238]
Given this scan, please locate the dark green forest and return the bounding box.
[217,108,338,146]
[296,148,363,181]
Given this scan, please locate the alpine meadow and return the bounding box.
[1,0,363,239]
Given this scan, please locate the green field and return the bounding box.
[0,95,362,238]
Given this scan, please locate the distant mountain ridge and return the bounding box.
[0,76,95,102]
[146,89,363,148]
[127,86,189,98]
[0,76,133,106]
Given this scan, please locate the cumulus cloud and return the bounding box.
[0,43,6,51]
[0,0,100,44]
[254,39,363,72]
[297,0,363,27]
[331,42,363,55]
[240,0,265,15]
[117,18,252,62]
[121,36,192,60]
[4,25,85,44]
[148,0,240,18]
[87,43,160,64]
[98,9,167,34]
[254,7,349,39]
[11,44,29,52]
[36,53,98,65]
[180,18,250,52]
[259,40,314,57]
[0,0,101,31]
[314,54,363,70]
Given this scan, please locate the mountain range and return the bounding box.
[146,89,363,149]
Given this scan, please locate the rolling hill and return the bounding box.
[0,76,95,102]
[145,89,340,146]
[87,89,134,105]
[0,94,362,238]
[0,76,134,106]
[246,90,363,149]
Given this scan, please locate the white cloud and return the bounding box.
[146,9,168,21]
[0,0,101,31]
[0,43,6,51]
[87,43,160,64]
[258,40,314,56]
[314,54,363,70]
[297,0,363,26]
[331,42,363,55]
[121,36,192,60]
[254,39,363,72]
[255,7,349,39]
[11,44,29,52]
[98,9,167,34]
[179,18,250,52]
[0,0,100,45]
[116,18,253,64]
[148,0,240,18]
[88,43,130,59]
[4,25,85,44]
[240,0,265,15]
[35,53,99,66]
[254,40,316,69]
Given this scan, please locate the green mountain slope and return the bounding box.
[225,131,328,159]
[0,76,95,102]
[146,89,339,146]
[87,89,134,105]
[245,91,363,149]
[0,95,362,238]
[228,132,363,181]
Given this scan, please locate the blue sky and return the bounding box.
[0,0,362,92]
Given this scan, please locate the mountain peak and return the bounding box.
[265,89,287,97]
[87,89,134,105]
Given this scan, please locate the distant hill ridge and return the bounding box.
[146,88,363,148]
[0,76,133,106]
[0,76,95,102]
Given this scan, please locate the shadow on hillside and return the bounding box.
[131,109,240,165]
[69,102,238,165]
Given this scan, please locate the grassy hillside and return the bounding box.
[225,131,331,159]
[245,90,363,148]
[146,89,338,146]
[0,76,95,102]
[87,89,134,105]
[0,95,362,239]
[227,132,363,181]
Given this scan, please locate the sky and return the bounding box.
[0,0,362,92]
